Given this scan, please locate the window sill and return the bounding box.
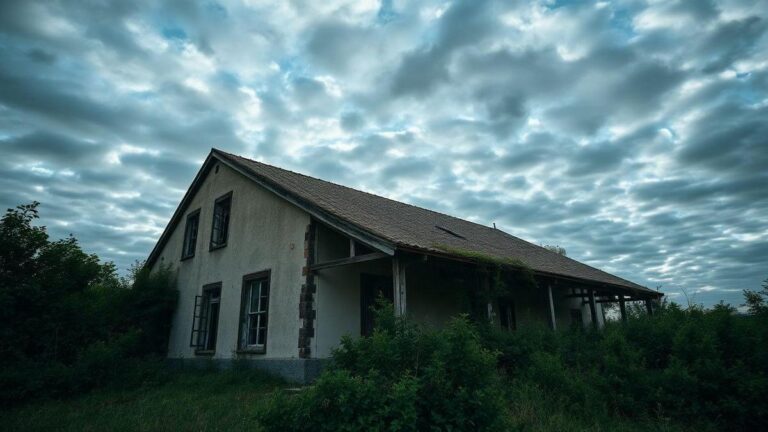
[235,349,266,355]
[194,350,215,356]
[180,254,195,262]
[209,243,227,252]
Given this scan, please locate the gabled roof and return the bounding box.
[147,148,661,298]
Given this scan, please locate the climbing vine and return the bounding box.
[432,244,539,320]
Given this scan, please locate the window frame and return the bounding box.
[190,282,222,355]
[209,191,233,251]
[181,208,201,260]
[237,270,271,354]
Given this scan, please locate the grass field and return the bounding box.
[1,368,703,432]
[0,368,287,432]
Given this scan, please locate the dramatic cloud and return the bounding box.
[1,0,766,307]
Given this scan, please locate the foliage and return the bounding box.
[260,301,512,432]
[478,298,768,431]
[0,365,284,432]
[742,277,768,315]
[542,244,567,256]
[0,202,178,405]
[432,243,538,316]
[262,290,768,431]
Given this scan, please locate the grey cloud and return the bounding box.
[679,103,768,174]
[0,0,766,305]
[390,0,496,97]
[1,131,107,166]
[340,111,365,132]
[119,152,199,188]
[698,16,766,73]
[566,142,628,177]
[305,20,371,75]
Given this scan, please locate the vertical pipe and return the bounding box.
[588,289,598,330]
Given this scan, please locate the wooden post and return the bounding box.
[588,289,598,329]
[619,297,627,323]
[392,257,406,317]
[547,284,557,331]
[485,275,493,322]
[645,299,653,316]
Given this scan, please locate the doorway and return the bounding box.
[360,273,393,337]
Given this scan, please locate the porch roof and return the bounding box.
[212,149,661,299]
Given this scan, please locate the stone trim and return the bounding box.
[298,222,317,358]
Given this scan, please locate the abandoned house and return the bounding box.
[146,148,662,382]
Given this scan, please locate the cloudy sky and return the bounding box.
[1,0,766,306]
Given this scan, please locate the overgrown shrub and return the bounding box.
[0,202,178,405]
[262,292,768,431]
[260,302,511,431]
[478,299,768,430]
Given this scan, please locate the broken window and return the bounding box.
[190,283,221,353]
[210,192,232,249]
[239,272,270,353]
[181,209,200,260]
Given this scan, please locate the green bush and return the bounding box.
[478,299,768,430]
[0,202,178,405]
[260,303,511,431]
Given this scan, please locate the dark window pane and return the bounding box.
[249,284,259,313]
[210,194,231,247]
[182,212,199,258]
[257,326,266,345]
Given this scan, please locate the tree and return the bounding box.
[0,202,177,403]
[743,277,768,315]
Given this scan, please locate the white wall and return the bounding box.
[150,161,310,360]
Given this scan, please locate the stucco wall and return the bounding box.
[151,161,309,360]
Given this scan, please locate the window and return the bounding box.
[239,272,270,352]
[498,299,516,331]
[190,283,221,353]
[210,192,232,249]
[181,209,200,260]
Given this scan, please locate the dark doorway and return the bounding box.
[360,273,393,337]
[498,299,517,331]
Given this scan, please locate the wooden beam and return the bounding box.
[619,298,627,323]
[309,252,389,272]
[547,284,557,331]
[588,289,598,330]
[392,257,406,317]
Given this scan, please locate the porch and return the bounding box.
[308,223,659,358]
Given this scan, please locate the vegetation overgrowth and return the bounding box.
[0,202,178,405]
[261,292,768,431]
[2,201,767,431]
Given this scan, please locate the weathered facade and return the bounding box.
[147,149,661,382]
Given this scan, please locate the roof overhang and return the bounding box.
[397,246,663,300]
